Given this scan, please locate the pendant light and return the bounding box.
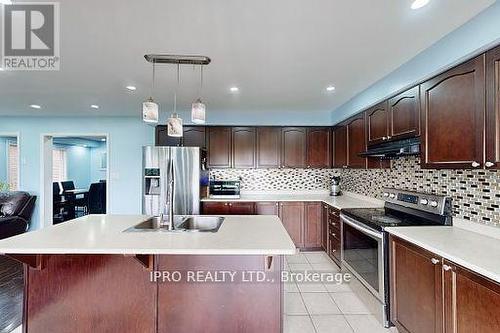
[191,65,206,124]
[167,64,183,137]
[142,61,159,123]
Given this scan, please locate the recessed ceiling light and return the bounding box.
[0,1,13,5]
[230,86,239,93]
[126,85,137,91]
[90,104,100,109]
[101,138,106,142]
[30,104,41,109]
[326,86,336,92]
[411,0,430,10]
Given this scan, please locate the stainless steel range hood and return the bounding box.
[359,137,420,159]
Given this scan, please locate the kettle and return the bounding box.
[330,176,342,196]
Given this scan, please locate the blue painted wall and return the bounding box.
[54,144,91,188]
[332,1,500,123]
[90,142,107,183]
[0,117,154,230]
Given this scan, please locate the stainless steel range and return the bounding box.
[340,188,452,327]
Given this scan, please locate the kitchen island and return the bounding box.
[0,215,296,333]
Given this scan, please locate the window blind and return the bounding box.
[7,143,18,190]
[52,148,67,182]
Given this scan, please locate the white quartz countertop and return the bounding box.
[386,226,500,284]
[0,215,297,255]
[201,192,383,210]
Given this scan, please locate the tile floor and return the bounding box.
[283,251,395,333]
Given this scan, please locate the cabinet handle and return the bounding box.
[387,136,391,140]
[224,203,228,206]
[485,161,495,168]
[443,264,452,271]
[382,136,387,140]
[276,203,279,206]
[229,203,232,206]
[431,258,440,265]
[471,161,480,168]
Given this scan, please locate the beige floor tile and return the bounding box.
[324,281,353,293]
[288,263,313,272]
[311,262,340,272]
[304,252,332,264]
[284,281,300,292]
[284,315,316,333]
[297,281,328,293]
[330,293,372,315]
[286,253,308,264]
[302,293,341,315]
[311,315,354,333]
[284,292,308,315]
[345,314,392,333]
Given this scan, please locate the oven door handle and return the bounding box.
[341,214,383,240]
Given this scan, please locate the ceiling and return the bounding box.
[0,0,495,122]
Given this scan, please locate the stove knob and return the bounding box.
[420,199,429,205]
[430,201,439,208]
[389,193,396,199]
[383,192,389,197]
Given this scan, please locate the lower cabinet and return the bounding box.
[279,202,305,248]
[327,206,341,265]
[390,236,500,333]
[255,201,279,215]
[202,202,255,215]
[304,202,322,249]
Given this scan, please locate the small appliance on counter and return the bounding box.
[209,180,241,199]
[330,176,341,196]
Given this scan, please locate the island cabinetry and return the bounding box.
[390,236,500,333]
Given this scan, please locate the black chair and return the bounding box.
[0,191,36,239]
[61,181,87,216]
[88,183,106,214]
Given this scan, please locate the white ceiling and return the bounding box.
[0,0,495,122]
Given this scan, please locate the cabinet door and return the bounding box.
[256,127,281,168]
[346,115,367,168]
[486,46,500,169]
[304,202,322,249]
[332,126,347,168]
[255,202,279,215]
[321,204,328,251]
[281,127,307,168]
[390,236,443,333]
[232,127,256,168]
[389,87,420,140]
[443,260,500,333]
[228,202,255,215]
[183,126,206,148]
[202,202,230,215]
[307,128,331,168]
[279,202,304,248]
[366,101,389,146]
[155,125,181,146]
[420,55,485,169]
[207,127,232,168]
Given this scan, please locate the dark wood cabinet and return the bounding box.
[232,127,256,168]
[389,87,420,140]
[304,202,322,249]
[202,202,254,215]
[279,202,304,248]
[207,127,232,168]
[366,101,389,146]
[256,127,281,168]
[443,259,500,333]
[321,204,328,251]
[346,114,367,168]
[486,46,500,169]
[228,202,255,215]
[390,236,443,333]
[332,126,348,168]
[420,55,485,169]
[327,206,341,265]
[183,126,206,148]
[255,202,279,215]
[155,125,181,146]
[306,128,331,168]
[281,127,307,168]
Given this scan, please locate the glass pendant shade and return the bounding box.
[167,113,183,137]
[191,98,206,124]
[142,97,159,123]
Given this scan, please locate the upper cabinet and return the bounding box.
[332,126,347,168]
[486,46,500,169]
[420,55,485,169]
[182,126,206,148]
[366,101,389,146]
[346,114,367,168]
[281,127,307,168]
[232,127,256,168]
[207,127,232,168]
[306,128,331,168]
[256,127,281,168]
[155,125,181,147]
[389,87,420,140]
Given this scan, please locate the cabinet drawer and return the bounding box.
[329,232,341,263]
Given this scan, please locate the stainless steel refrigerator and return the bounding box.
[142,146,202,216]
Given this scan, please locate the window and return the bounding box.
[52,148,67,182]
[7,142,19,190]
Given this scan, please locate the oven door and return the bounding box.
[341,214,385,302]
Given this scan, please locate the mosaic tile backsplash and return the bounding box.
[210,156,500,227]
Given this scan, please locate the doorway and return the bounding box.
[41,134,109,227]
[0,133,20,191]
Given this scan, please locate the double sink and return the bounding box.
[124,215,225,233]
